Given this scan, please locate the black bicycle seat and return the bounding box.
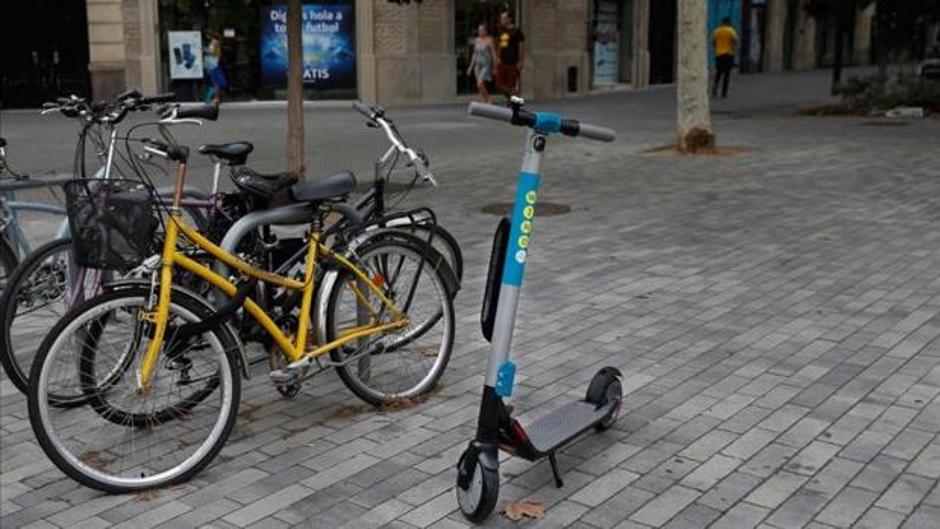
[289,171,357,203]
[0,138,6,148]
[229,165,298,200]
[198,142,254,165]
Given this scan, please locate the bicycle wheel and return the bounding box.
[0,236,18,293]
[0,238,103,399]
[408,223,463,284]
[28,287,240,493]
[326,239,454,406]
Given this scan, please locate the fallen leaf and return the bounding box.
[502,500,545,521]
[135,489,157,502]
[422,347,438,357]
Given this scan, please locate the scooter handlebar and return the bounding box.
[467,102,514,123]
[467,102,616,142]
[576,122,617,143]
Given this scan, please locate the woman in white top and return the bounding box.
[466,24,499,103]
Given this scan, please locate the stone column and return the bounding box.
[853,2,874,65]
[121,0,160,95]
[417,0,455,102]
[86,0,160,100]
[762,0,786,72]
[87,0,126,99]
[356,0,455,105]
[794,0,816,70]
[632,0,650,89]
[518,0,590,99]
[520,0,558,99]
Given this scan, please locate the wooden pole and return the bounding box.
[287,0,305,178]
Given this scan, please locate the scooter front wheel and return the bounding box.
[456,449,499,523]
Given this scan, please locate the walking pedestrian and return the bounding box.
[203,29,227,105]
[712,17,737,98]
[467,24,499,103]
[495,11,525,98]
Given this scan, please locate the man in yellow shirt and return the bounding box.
[712,18,738,98]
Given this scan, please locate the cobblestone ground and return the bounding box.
[2,69,939,528]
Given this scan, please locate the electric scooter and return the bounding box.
[455,99,623,522]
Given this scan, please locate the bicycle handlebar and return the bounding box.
[352,101,437,186]
[353,101,378,120]
[467,102,616,142]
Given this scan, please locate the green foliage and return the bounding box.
[836,74,940,111]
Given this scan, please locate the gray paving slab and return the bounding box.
[2,67,940,528]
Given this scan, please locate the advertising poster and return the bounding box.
[260,4,356,90]
[168,31,204,80]
[592,0,619,86]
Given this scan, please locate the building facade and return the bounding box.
[2,0,877,108]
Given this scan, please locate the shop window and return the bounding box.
[159,0,356,101]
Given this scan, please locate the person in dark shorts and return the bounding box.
[496,11,525,98]
[712,17,737,98]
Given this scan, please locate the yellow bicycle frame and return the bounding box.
[135,167,409,391]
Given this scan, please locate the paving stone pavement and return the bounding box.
[2,68,939,528]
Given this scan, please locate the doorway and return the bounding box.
[1,0,90,108]
[648,0,676,84]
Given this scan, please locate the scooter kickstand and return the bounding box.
[548,453,564,488]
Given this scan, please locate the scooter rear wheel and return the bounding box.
[586,367,623,431]
[456,450,499,523]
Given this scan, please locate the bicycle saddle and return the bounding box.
[198,142,253,165]
[229,165,298,200]
[0,138,6,148]
[289,171,357,203]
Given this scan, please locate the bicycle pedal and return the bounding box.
[270,366,305,386]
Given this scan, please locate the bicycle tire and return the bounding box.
[28,286,241,493]
[0,238,103,401]
[77,307,224,428]
[0,236,19,293]
[326,238,454,406]
[410,223,463,284]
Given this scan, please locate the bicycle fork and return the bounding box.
[137,213,182,392]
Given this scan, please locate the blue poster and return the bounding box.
[260,4,356,90]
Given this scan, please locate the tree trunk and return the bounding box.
[876,0,888,80]
[287,0,305,178]
[676,0,714,153]
[831,0,848,93]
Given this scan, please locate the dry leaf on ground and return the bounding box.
[502,500,545,521]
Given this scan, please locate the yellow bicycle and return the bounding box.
[26,105,455,493]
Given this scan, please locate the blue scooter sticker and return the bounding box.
[502,172,540,287]
[495,361,517,397]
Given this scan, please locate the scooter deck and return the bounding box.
[526,400,616,454]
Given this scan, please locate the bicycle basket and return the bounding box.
[64,179,160,270]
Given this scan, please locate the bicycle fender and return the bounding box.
[103,279,251,379]
[345,228,460,294]
[313,232,459,346]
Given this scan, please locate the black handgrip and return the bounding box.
[141,92,176,104]
[174,103,219,121]
[143,138,169,152]
[353,101,375,119]
[116,88,142,101]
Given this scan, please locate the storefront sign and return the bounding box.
[260,4,356,90]
[168,31,204,80]
[592,0,619,86]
